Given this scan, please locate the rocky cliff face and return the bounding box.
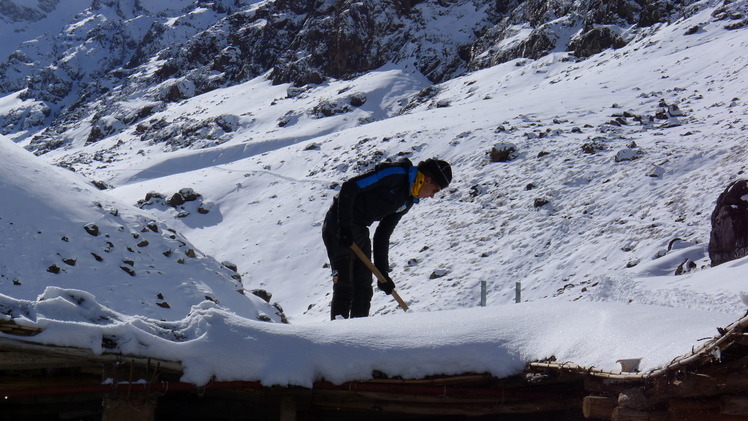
[0,0,720,156]
[0,0,59,23]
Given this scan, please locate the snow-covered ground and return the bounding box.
[1,0,747,387]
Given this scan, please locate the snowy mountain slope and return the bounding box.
[0,135,285,323]
[73,1,747,322]
[0,0,243,144]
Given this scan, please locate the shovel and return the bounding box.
[350,243,410,312]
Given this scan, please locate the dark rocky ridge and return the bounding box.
[0,0,58,23]
[0,0,733,156]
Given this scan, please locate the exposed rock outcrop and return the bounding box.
[0,0,701,155]
[709,179,748,266]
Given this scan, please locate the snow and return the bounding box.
[0,0,92,61]
[0,136,283,323]
[2,284,735,387]
[1,0,748,389]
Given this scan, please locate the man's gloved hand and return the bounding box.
[338,226,353,247]
[378,271,396,295]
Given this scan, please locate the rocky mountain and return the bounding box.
[0,0,59,24]
[3,0,742,160]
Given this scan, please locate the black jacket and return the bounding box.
[328,159,418,271]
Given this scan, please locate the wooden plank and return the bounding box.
[722,395,748,416]
[0,321,43,337]
[0,337,183,374]
[0,375,103,393]
[669,397,748,421]
[654,366,748,399]
[0,394,103,418]
[367,373,495,387]
[279,395,297,421]
[310,389,579,416]
[611,406,668,421]
[0,351,99,370]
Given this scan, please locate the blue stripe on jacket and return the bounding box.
[355,165,419,203]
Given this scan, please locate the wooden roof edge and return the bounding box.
[0,319,44,337]
[0,336,183,373]
[528,312,748,381]
[2,312,746,391]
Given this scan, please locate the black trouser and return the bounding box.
[322,210,373,320]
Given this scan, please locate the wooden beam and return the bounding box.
[617,386,669,411]
[669,398,748,421]
[102,393,156,421]
[722,395,748,416]
[367,373,495,387]
[583,396,617,419]
[0,320,43,337]
[611,406,668,421]
[0,337,182,374]
[0,375,102,395]
[0,350,100,370]
[280,395,296,421]
[652,365,748,399]
[310,389,580,416]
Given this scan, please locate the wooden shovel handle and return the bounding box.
[350,243,410,312]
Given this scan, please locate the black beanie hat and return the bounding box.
[418,158,452,188]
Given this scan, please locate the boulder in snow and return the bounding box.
[489,143,519,162]
[709,179,748,266]
[615,147,642,162]
[675,258,697,275]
